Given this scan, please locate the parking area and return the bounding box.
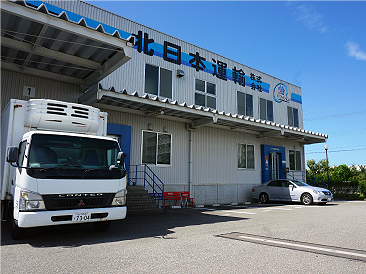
[1,200,366,273]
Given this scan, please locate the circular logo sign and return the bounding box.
[273,83,289,103]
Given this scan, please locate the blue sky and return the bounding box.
[88,1,366,167]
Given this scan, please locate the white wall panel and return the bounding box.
[218,185,238,204]
[194,185,218,205]
[1,70,81,111]
[191,126,260,186]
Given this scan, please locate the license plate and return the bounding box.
[72,212,91,222]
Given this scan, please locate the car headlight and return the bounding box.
[19,189,46,212]
[111,189,127,206]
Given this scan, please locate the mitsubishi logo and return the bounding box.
[78,200,85,206]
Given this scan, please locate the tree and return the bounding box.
[332,164,352,182]
[359,180,366,195]
[307,159,328,175]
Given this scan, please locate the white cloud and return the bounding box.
[283,0,334,34]
[294,4,328,34]
[346,42,366,61]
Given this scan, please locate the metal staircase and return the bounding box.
[126,164,164,216]
[126,185,162,216]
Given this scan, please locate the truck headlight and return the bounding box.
[111,189,127,206]
[19,190,46,211]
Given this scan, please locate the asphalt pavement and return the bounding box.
[1,200,365,273]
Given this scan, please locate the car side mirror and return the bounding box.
[6,147,19,163]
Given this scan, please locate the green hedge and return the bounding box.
[333,193,365,200]
[327,180,359,188]
[359,180,366,195]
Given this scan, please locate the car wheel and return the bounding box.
[301,193,313,205]
[259,193,269,204]
[93,221,111,232]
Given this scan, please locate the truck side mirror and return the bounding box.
[6,147,19,163]
[116,152,127,179]
[117,152,127,166]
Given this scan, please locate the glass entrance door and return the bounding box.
[269,152,279,180]
[261,145,286,184]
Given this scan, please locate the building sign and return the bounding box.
[131,30,271,93]
[131,31,264,89]
[272,83,302,104]
[32,0,302,104]
[273,83,290,103]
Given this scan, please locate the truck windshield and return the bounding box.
[28,134,121,170]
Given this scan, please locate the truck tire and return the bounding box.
[93,221,111,232]
[10,217,27,240]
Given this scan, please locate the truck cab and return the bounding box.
[1,99,127,239]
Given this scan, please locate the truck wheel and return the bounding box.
[10,218,27,240]
[93,221,111,232]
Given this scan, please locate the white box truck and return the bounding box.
[1,99,127,239]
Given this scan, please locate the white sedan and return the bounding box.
[252,179,333,205]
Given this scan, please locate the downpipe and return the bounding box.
[186,124,195,195]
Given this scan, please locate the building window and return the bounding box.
[142,131,171,165]
[289,150,301,171]
[288,106,299,128]
[144,64,172,99]
[259,98,274,122]
[237,91,253,117]
[195,79,216,109]
[238,143,255,169]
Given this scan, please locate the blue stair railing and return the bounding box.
[305,171,328,189]
[129,164,164,211]
[286,171,306,183]
[287,171,328,189]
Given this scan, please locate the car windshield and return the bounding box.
[292,180,309,187]
[28,134,121,169]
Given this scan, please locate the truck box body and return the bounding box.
[1,99,127,235]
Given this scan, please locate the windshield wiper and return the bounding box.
[36,164,84,172]
[55,164,84,168]
[85,166,110,172]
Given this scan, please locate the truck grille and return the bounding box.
[42,193,114,210]
[55,197,105,207]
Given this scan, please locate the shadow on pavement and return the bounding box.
[1,207,247,247]
[1,202,339,247]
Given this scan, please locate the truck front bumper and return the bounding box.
[17,206,127,228]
